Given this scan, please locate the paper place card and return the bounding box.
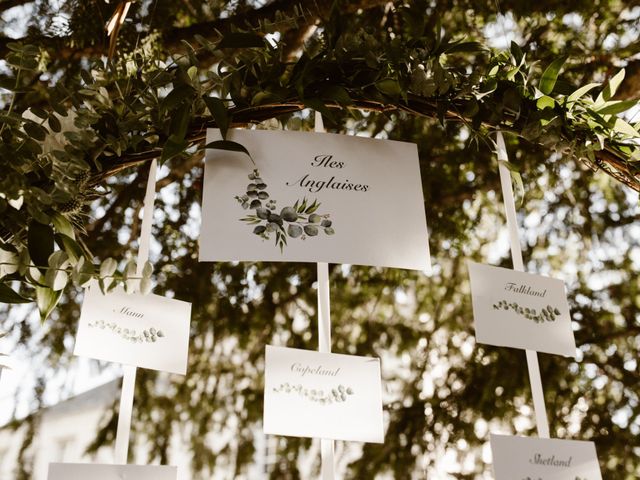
[467,262,576,356]
[263,345,384,443]
[490,434,603,480]
[200,129,431,271]
[48,463,177,480]
[74,286,192,375]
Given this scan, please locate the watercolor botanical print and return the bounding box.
[235,169,335,252]
[467,262,576,357]
[490,434,602,480]
[263,345,384,443]
[87,319,165,343]
[492,301,561,323]
[272,382,354,405]
[201,129,431,270]
[74,286,191,375]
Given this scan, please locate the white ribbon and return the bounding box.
[496,131,550,438]
[114,158,158,463]
[314,112,336,479]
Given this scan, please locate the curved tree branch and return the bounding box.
[92,98,640,193]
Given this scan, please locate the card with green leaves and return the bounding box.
[74,285,192,374]
[263,345,384,443]
[200,129,431,271]
[48,463,177,480]
[467,262,576,357]
[490,434,602,480]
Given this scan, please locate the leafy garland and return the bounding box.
[0,19,639,318]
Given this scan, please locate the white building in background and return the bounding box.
[0,379,272,480]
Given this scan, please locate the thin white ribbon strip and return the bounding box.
[495,131,550,438]
[314,111,336,480]
[114,158,158,463]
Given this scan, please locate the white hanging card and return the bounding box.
[48,463,178,479]
[74,286,192,374]
[200,129,431,271]
[263,345,384,443]
[490,434,602,479]
[468,261,576,357]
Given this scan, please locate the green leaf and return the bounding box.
[161,135,189,162]
[30,107,48,119]
[47,250,69,269]
[566,83,601,103]
[54,233,83,265]
[162,85,195,112]
[170,103,191,140]
[477,78,497,99]
[0,249,19,279]
[536,95,556,110]
[140,275,153,295]
[35,286,62,321]
[123,259,137,292]
[48,114,61,133]
[594,99,639,116]
[52,213,75,240]
[205,140,253,162]
[613,118,639,137]
[45,251,69,291]
[187,65,198,82]
[80,69,94,85]
[100,257,118,278]
[142,261,153,278]
[597,69,625,104]
[218,32,265,49]
[24,121,48,141]
[321,86,352,106]
[510,41,524,63]
[539,56,567,95]
[71,257,93,287]
[44,267,68,291]
[445,41,485,54]
[375,78,402,97]
[0,283,31,304]
[28,221,54,270]
[203,96,230,139]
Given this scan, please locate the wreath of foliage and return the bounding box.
[1,11,639,317]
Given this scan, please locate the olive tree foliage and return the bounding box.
[0,0,639,478]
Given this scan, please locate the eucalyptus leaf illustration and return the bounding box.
[273,382,354,405]
[493,300,561,323]
[88,320,165,344]
[235,169,336,252]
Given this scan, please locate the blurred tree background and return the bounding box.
[0,0,639,478]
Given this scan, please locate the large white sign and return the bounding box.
[48,463,178,480]
[490,434,603,480]
[200,129,431,271]
[263,345,384,443]
[468,262,576,356]
[74,287,192,374]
